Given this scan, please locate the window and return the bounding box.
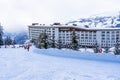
[85,37,88,39]
[93,32,96,33]
[116,31,119,33]
[107,31,110,33]
[102,34,105,37]
[81,34,84,36]
[89,37,92,39]
[85,34,88,36]
[93,37,96,39]
[102,31,105,33]
[102,38,105,40]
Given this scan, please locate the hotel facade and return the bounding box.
[28,23,120,48]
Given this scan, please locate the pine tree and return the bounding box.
[51,33,55,48]
[0,25,3,47]
[114,38,120,55]
[12,39,16,45]
[104,46,109,53]
[30,38,35,44]
[0,34,3,47]
[71,31,78,50]
[104,41,110,53]
[4,36,12,46]
[38,31,48,49]
[43,32,48,49]
[7,36,12,45]
[12,39,16,48]
[93,41,99,53]
[58,39,62,49]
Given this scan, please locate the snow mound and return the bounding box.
[33,47,120,63]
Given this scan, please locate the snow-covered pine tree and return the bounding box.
[43,31,48,49]
[104,41,110,53]
[0,25,3,47]
[37,34,42,48]
[71,31,79,50]
[58,39,62,49]
[51,33,55,48]
[8,36,12,45]
[12,39,16,48]
[12,39,16,45]
[37,31,48,49]
[114,38,120,55]
[93,41,99,53]
[4,36,12,46]
[30,38,35,44]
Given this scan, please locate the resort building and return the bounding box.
[28,23,120,48]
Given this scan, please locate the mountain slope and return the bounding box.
[3,31,28,44]
[67,11,120,28]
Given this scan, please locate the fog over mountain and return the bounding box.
[3,31,28,44]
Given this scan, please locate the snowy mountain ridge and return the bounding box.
[3,31,28,44]
[67,11,120,28]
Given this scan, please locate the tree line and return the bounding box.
[31,31,120,55]
[31,31,79,50]
[0,26,16,48]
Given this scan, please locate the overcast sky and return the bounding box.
[0,0,120,32]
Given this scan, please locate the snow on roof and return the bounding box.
[29,23,120,30]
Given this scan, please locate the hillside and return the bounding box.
[3,31,28,44]
[67,11,120,28]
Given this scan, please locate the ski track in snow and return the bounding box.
[0,47,120,80]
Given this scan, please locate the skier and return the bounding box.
[27,44,31,51]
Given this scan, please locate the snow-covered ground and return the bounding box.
[0,46,120,80]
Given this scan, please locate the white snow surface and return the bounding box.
[0,46,120,80]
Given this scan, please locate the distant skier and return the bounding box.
[27,44,31,51]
